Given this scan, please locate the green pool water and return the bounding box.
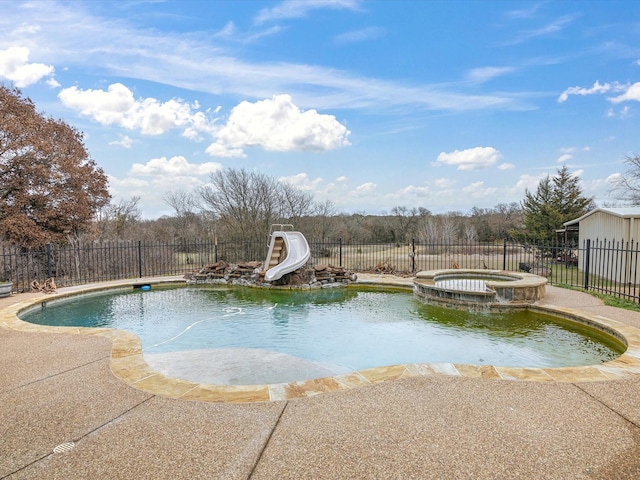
[20,285,624,385]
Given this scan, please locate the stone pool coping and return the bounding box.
[2,275,640,403]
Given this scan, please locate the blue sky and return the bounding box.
[1,0,639,218]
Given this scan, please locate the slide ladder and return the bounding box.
[264,225,311,282]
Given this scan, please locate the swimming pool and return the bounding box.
[20,285,623,385]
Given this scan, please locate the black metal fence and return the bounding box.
[2,238,640,302]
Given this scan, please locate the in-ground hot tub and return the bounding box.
[413,269,547,308]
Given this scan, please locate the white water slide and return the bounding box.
[264,226,311,282]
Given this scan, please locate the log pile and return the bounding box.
[373,259,396,274]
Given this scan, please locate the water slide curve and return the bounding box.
[264,230,311,282]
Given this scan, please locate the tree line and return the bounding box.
[2,84,635,251]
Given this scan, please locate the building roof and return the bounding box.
[564,207,640,227]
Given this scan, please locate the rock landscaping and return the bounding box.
[184,261,357,288]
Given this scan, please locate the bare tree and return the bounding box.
[441,215,458,245]
[391,206,421,242]
[198,169,283,242]
[419,216,441,243]
[164,190,198,217]
[609,154,640,205]
[163,190,204,239]
[309,200,338,241]
[463,222,478,243]
[279,183,314,226]
[492,202,522,240]
[96,197,141,239]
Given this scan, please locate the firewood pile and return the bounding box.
[373,259,396,274]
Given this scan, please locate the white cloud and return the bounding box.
[515,173,547,190]
[245,26,285,43]
[130,156,223,176]
[0,46,54,87]
[505,14,578,46]
[609,82,640,103]
[183,111,221,140]
[466,66,515,83]
[463,181,498,198]
[333,27,385,45]
[109,135,135,149]
[607,105,633,119]
[208,94,351,157]
[254,0,361,24]
[336,176,347,182]
[278,173,324,190]
[354,182,377,195]
[216,21,236,38]
[107,174,148,191]
[557,154,573,163]
[434,178,456,189]
[399,185,430,196]
[205,143,246,158]
[0,2,531,114]
[498,163,515,170]
[58,83,218,136]
[606,173,622,184]
[46,77,61,88]
[505,4,543,19]
[107,156,223,218]
[558,80,612,103]
[434,146,501,171]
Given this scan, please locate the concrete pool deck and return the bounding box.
[2,276,640,477]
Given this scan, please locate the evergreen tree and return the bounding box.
[521,165,595,242]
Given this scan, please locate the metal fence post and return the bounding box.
[503,238,507,271]
[584,239,591,290]
[137,240,143,278]
[411,238,416,272]
[46,243,52,278]
[339,238,343,267]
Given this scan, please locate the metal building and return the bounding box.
[563,207,640,282]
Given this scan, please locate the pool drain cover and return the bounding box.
[53,442,75,454]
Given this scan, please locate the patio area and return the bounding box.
[2,278,640,479]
